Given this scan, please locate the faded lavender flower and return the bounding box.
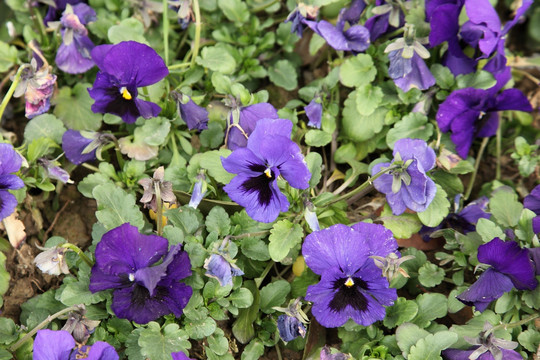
[38,158,72,184]
[138,166,176,212]
[371,252,414,282]
[34,245,70,275]
[188,173,207,209]
[275,298,308,342]
[61,305,100,343]
[169,0,193,29]
[62,130,114,165]
[304,199,320,232]
[305,97,322,129]
[204,238,243,287]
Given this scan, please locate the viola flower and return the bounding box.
[420,196,490,241]
[88,41,169,124]
[62,130,114,165]
[305,97,322,129]
[169,0,194,29]
[171,351,195,360]
[312,15,370,53]
[171,91,209,131]
[302,223,398,328]
[340,0,366,26]
[89,223,192,324]
[365,0,406,42]
[436,86,532,158]
[442,322,522,360]
[34,245,70,275]
[524,184,540,234]
[130,0,163,29]
[203,238,243,287]
[320,345,351,360]
[53,3,96,74]
[13,53,57,119]
[277,315,306,342]
[33,329,118,360]
[38,158,72,184]
[188,173,207,209]
[385,25,435,92]
[284,3,319,38]
[303,199,320,232]
[0,144,24,222]
[226,102,279,150]
[372,138,437,215]
[138,166,176,212]
[43,0,86,24]
[222,118,311,223]
[61,305,100,343]
[456,238,538,312]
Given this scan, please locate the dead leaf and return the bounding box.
[1,211,27,248]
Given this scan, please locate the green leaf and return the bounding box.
[27,137,57,163]
[166,206,202,235]
[229,287,254,308]
[108,18,148,44]
[475,218,505,243]
[0,252,9,307]
[232,281,260,344]
[0,41,18,72]
[418,262,445,287]
[92,183,144,230]
[417,185,450,227]
[240,236,270,261]
[200,121,225,149]
[139,322,191,360]
[456,70,496,89]
[518,329,540,352]
[430,64,455,89]
[77,173,113,198]
[355,84,383,116]
[218,0,249,24]
[241,339,265,360]
[408,331,459,360]
[448,288,466,313]
[268,60,298,91]
[0,348,12,360]
[383,298,419,329]
[339,54,377,87]
[489,188,523,227]
[24,114,66,144]
[259,280,291,313]
[197,46,237,74]
[268,219,303,262]
[379,204,423,239]
[0,317,18,345]
[411,293,448,327]
[396,323,430,358]
[305,152,322,187]
[305,129,332,147]
[184,316,217,339]
[386,113,434,149]
[125,328,145,360]
[205,206,231,236]
[138,117,171,146]
[190,149,234,184]
[342,90,386,142]
[53,83,102,131]
[207,330,229,356]
[494,291,517,314]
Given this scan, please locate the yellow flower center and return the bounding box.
[344,277,355,287]
[120,86,132,100]
[264,168,272,178]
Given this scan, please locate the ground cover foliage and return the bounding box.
[0,0,539,359]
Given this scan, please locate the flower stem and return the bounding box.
[162,0,169,66]
[81,163,100,172]
[168,62,191,70]
[0,65,28,122]
[155,181,164,236]
[496,120,502,180]
[61,243,93,267]
[464,137,489,201]
[191,0,201,67]
[487,312,539,336]
[9,304,83,352]
[329,165,399,205]
[255,262,273,288]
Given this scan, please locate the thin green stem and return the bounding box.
[329,165,399,205]
[496,120,502,180]
[191,0,201,67]
[155,181,164,236]
[255,262,273,288]
[81,163,100,172]
[0,65,29,122]
[464,137,489,200]
[492,312,539,332]
[168,62,191,70]
[162,0,169,66]
[9,305,82,352]
[231,230,269,239]
[275,343,283,360]
[31,6,49,47]
[61,243,93,267]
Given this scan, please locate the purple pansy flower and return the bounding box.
[340,0,366,26]
[171,92,209,131]
[302,223,398,328]
[171,351,195,360]
[54,3,96,74]
[285,3,319,38]
[311,13,370,53]
[226,102,279,150]
[33,329,118,360]
[89,223,192,324]
[420,196,490,241]
[305,97,322,129]
[88,41,169,124]
[372,138,437,215]
[277,314,307,342]
[365,0,406,42]
[442,322,522,360]
[456,238,538,312]
[43,0,86,23]
[524,184,540,234]
[0,144,24,222]
[436,86,532,158]
[62,130,113,165]
[204,238,244,287]
[222,118,311,223]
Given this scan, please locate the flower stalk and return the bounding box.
[191,0,201,67]
[0,64,29,121]
[61,243,93,267]
[464,137,489,200]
